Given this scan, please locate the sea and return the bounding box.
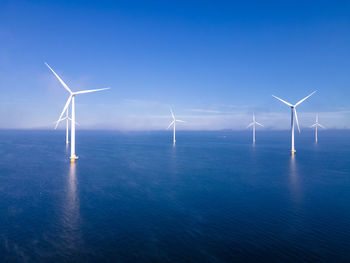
[0,130,349,262]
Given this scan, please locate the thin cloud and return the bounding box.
[187,108,222,114]
[123,99,165,108]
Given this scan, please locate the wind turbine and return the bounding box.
[54,108,79,145]
[54,109,70,144]
[311,113,325,143]
[46,62,110,163]
[167,108,185,145]
[247,113,263,143]
[272,91,316,154]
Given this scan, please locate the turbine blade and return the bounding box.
[68,117,80,125]
[55,95,72,129]
[54,116,68,123]
[247,122,254,128]
[272,95,293,107]
[318,124,326,129]
[170,108,175,120]
[255,121,264,127]
[45,63,72,94]
[176,120,186,123]
[167,121,175,129]
[295,91,316,107]
[310,124,317,127]
[53,119,63,125]
[294,108,301,133]
[73,87,110,95]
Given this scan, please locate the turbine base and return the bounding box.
[70,156,78,163]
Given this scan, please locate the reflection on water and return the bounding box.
[67,164,79,216]
[169,143,178,178]
[288,155,302,204]
[60,163,82,251]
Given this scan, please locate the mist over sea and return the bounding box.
[0,130,350,262]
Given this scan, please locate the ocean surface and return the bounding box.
[0,130,350,262]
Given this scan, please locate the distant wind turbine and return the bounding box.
[247,113,263,143]
[311,113,325,143]
[272,91,316,154]
[54,109,70,144]
[46,62,110,163]
[54,108,79,144]
[167,108,185,145]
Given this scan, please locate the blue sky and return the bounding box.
[0,0,349,130]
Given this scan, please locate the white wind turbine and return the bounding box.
[167,108,185,145]
[247,113,263,143]
[272,91,316,154]
[54,108,79,144]
[46,62,110,163]
[54,109,70,144]
[311,113,325,143]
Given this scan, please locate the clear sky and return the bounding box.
[1,0,349,130]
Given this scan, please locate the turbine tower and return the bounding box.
[247,113,263,143]
[46,63,110,163]
[55,108,79,145]
[272,91,316,155]
[54,109,70,144]
[167,108,185,145]
[311,113,325,143]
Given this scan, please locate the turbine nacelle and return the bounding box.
[54,116,79,129]
[311,114,325,129]
[46,62,110,161]
[167,108,186,129]
[247,113,264,143]
[247,113,264,129]
[272,91,316,133]
[272,91,316,153]
[45,63,110,129]
[167,107,186,144]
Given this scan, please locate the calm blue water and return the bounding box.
[0,130,350,262]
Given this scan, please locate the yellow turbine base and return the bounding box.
[70,155,79,163]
